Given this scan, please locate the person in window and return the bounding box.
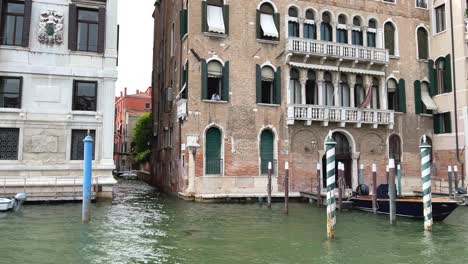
[211,92,221,100]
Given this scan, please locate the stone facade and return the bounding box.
[0,0,118,200]
[151,0,467,198]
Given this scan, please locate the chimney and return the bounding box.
[124,87,127,96]
[136,89,140,94]
[120,91,123,97]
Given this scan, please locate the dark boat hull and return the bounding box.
[350,197,459,221]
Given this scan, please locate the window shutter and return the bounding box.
[397,79,406,113]
[428,59,437,96]
[445,54,452,93]
[21,0,32,47]
[223,61,230,101]
[69,4,78,51]
[256,65,261,103]
[256,10,261,39]
[201,1,207,33]
[273,13,280,40]
[180,10,188,39]
[414,80,422,115]
[433,114,440,134]
[274,67,282,105]
[97,7,106,53]
[201,60,207,99]
[446,112,452,133]
[223,5,229,35]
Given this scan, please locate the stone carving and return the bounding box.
[38,10,64,45]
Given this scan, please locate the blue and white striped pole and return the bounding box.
[82,133,93,223]
[420,135,432,231]
[325,131,336,239]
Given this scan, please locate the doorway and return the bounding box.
[322,132,352,188]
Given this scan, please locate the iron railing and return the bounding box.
[205,159,223,175]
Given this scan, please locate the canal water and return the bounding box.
[0,180,467,264]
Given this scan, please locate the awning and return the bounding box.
[260,14,278,38]
[207,5,225,34]
[421,86,438,110]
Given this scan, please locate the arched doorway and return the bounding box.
[205,127,222,175]
[322,132,352,188]
[260,129,274,175]
[389,134,402,165]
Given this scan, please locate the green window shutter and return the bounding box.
[201,60,207,99]
[433,114,441,134]
[260,130,274,174]
[398,79,406,113]
[273,13,280,40]
[223,61,230,101]
[274,67,282,105]
[223,5,229,35]
[201,1,207,33]
[446,112,452,133]
[256,65,261,103]
[428,59,437,96]
[205,127,221,175]
[180,9,188,39]
[445,54,452,93]
[256,10,261,39]
[414,80,422,115]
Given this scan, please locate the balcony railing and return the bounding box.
[286,38,389,65]
[177,99,188,120]
[287,104,394,129]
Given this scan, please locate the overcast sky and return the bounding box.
[116,0,154,96]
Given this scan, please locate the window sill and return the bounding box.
[257,39,279,45]
[389,55,400,60]
[257,103,280,107]
[419,114,433,117]
[433,30,447,37]
[71,111,100,116]
[70,51,104,57]
[0,45,29,51]
[417,59,428,63]
[203,32,228,39]
[0,108,22,113]
[202,100,228,104]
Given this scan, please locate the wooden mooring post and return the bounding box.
[448,166,453,197]
[372,164,377,214]
[359,164,365,185]
[386,165,389,184]
[454,165,459,191]
[316,163,322,206]
[338,162,343,211]
[284,162,289,215]
[267,162,272,208]
[397,164,402,197]
[389,159,396,225]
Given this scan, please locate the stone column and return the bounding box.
[186,146,197,194]
[317,71,324,106]
[347,25,353,45]
[331,22,337,42]
[376,29,384,49]
[100,79,117,167]
[380,76,387,110]
[301,74,308,105]
[364,75,372,109]
[363,26,368,47]
[316,21,322,40]
[333,72,340,107]
[349,74,356,108]
[105,0,118,58]
[299,18,304,38]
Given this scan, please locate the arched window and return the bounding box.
[354,75,365,106]
[288,7,299,37]
[389,134,402,164]
[260,129,274,175]
[384,22,396,56]
[367,19,377,48]
[321,12,332,41]
[261,66,275,104]
[436,58,446,94]
[387,78,398,111]
[206,60,224,100]
[205,127,222,175]
[337,14,348,44]
[289,68,301,104]
[340,74,350,107]
[417,27,429,60]
[304,10,316,39]
[257,3,279,40]
[352,16,363,46]
[324,71,334,106]
[306,70,318,105]
[371,77,380,109]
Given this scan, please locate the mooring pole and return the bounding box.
[386,165,389,184]
[325,132,337,239]
[267,161,272,208]
[448,166,453,197]
[82,133,94,223]
[284,162,289,215]
[359,164,365,185]
[420,135,433,231]
[338,163,343,211]
[397,164,402,197]
[389,159,396,225]
[372,164,377,214]
[454,165,459,191]
[316,163,322,206]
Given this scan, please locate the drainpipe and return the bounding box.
[449,0,464,184]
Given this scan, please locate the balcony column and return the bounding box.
[333,73,340,107]
[376,29,384,49]
[364,75,372,109]
[299,18,304,38]
[316,21,322,40]
[347,25,353,45]
[380,76,388,110]
[349,74,357,108]
[301,74,308,105]
[362,26,368,47]
[316,70,324,106]
[285,65,291,104]
[331,22,337,42]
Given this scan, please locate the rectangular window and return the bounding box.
[435,5,446,33]
[0,76,21,108]
[416,0,428,9]
[288,21,299,38]
[73,81,97,111]
[145,103,150,109]
[0,127,19,160]
[1,0,24,46]
[71,129,96,160]
[261,80,274,104]
[388,91,398,111]
[304,24,315,39]
[77,8,99,52]
[434,112,451,134]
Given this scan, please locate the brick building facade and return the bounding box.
[151,0,467,198]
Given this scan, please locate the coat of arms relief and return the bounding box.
[38,10,64,45]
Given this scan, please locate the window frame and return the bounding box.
[76,7,99,52]
[70,129,96,161]
[0,127,20,160]
[0,76,22,109]
[434,4,446,34]
[72,80,98,112]
[0,0,25,46]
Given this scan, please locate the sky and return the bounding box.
[116,0,154,96]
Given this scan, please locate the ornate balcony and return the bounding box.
[286,38,389,65]
[177,99,188,120]
[287,105,394,129]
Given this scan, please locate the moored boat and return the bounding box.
[0,193,28,212]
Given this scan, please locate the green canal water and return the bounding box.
[0,181,467,264]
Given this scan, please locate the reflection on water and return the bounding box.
[0,180,467,264]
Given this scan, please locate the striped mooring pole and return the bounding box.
[82,132,94,223]
[420,135,433,231]
[397,164,402,197]
[325,131,337,239]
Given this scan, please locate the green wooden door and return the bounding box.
[206,127,221,175]
[260,130,274,175]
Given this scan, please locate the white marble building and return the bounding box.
[0,0,117,200]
